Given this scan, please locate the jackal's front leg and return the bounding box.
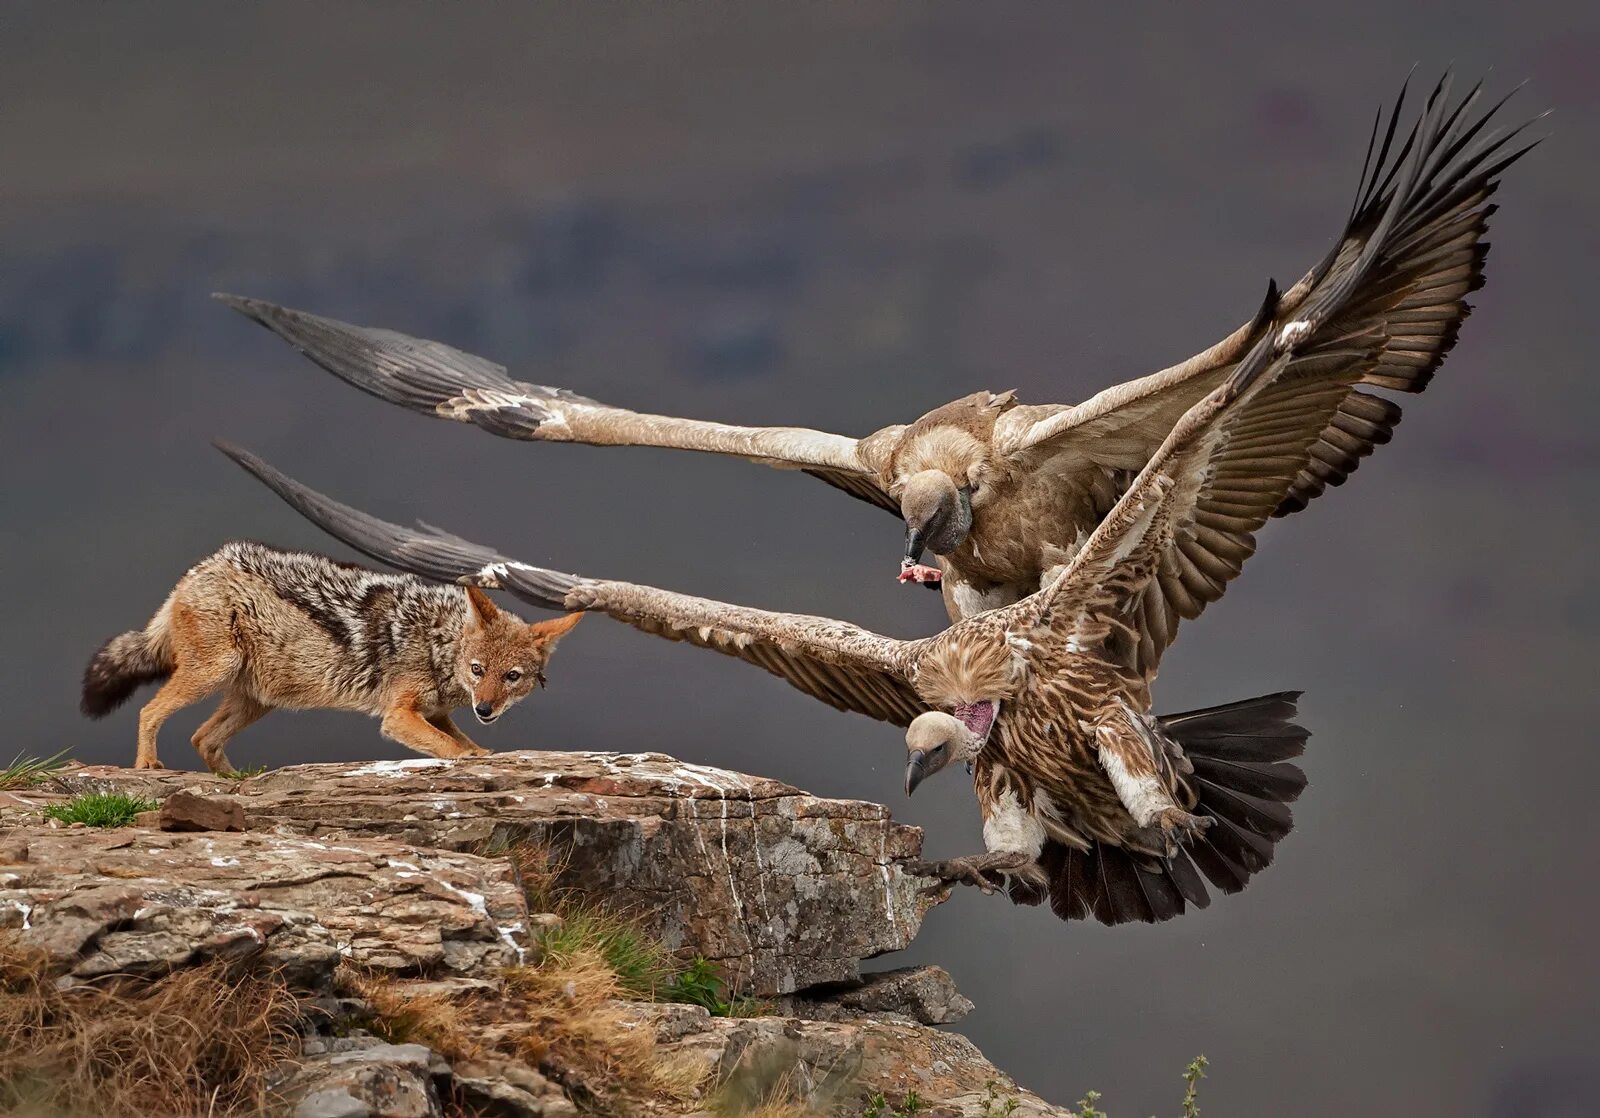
[1094,701,1210,856]
[380,697,482,760]
[427,713,491,757]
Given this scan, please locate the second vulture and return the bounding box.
[216,74,1533,633]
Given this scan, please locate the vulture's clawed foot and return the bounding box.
[906,851,1032,895]
[897,560,944,587]
[1147,807,1212,856]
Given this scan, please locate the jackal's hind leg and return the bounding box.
[136,665,233,769]
[427,713,491,757]
[134,602,239,769]
[191,690,270,774]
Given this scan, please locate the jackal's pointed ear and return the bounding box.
[528,611,584,644]
[463,585,502,629]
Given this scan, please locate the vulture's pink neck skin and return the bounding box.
[953,700,997,742]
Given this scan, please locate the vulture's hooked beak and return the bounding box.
[899,530,944,588]
[904,524,930,566]
[904,750,930,797]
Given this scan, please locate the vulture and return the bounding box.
[215,74,1533,625]
[217,72,1504,915]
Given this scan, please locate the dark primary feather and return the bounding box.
[214,295,595,424]
[1271,73,1541,516]
[214,441,582,609]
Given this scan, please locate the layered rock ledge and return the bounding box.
[0,751,1073,1118]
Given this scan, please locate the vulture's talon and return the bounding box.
[906,853,1026,894]
[1151,807,1212,855]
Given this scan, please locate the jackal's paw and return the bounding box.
[134,758,165,771]
[1150,807,1212,854]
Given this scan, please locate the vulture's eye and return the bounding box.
[505,669,522,683]
[470,662,484,677]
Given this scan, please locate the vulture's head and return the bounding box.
[890,394,1012,584]
[900,471,973,567]
[904,701,998,796]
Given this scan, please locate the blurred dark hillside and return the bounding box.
[2,5,1598,1118]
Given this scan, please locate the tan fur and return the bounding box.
[88,543,582,773]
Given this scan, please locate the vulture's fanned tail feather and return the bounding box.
[1030,691,1309,925]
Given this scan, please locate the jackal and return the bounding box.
[81,541,582,772]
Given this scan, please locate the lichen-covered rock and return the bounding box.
[277,1040,446,1118]
[0,752,1084,1117]
[641,1005,1067,1118]
[29,751,942,995]
[0,828,528,981]
[783,965,976,1025]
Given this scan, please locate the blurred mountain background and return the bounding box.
[2,4,1598,1115]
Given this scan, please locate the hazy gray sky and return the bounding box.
[3,5,1598,1115]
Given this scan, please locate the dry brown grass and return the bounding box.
[350,945,711,1112]
[339,968,482,1063]
[503,947,656,1090]
[0,935,309,1118]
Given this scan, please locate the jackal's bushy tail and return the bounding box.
[81,625,173,717]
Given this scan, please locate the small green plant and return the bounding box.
[1064,1056,1207,1118]
[864,1089,925,1118]
[980,1080,1022,1118]
[665,955,726,1012]
[1180,1056,1207,1118]
[43,792,158,828]
[0,750,70,792]
[218,765,267,781]
[662,955,768,1017]
[1068,1090,1107,1118]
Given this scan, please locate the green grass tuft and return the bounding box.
[537,903,676,998]
[0,750,71,792]
[218,765,267,781]
[44,792,159,828]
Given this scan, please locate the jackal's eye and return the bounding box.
[504,669,522,683]
[535,670,548,690]
[470,662,484,677]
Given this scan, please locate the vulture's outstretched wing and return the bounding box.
[995,73,1535,518]
[1024,77,1537,682]
[216,442,928,726]
[214,295,901,517]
